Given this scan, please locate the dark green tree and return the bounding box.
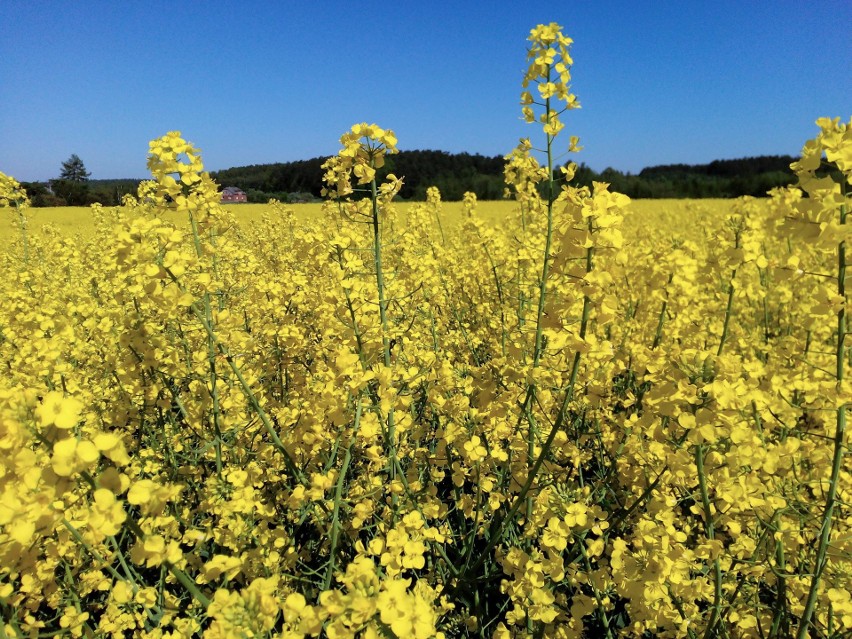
[59,154,91,182]
[51,154,93,205]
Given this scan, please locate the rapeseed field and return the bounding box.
[0,23,849,639]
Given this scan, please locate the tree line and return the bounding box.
[584,155,801,198]
[21,152,803,206]
[211,152,801,202]
[20,154,139,207]
[210,150,508,202]
[22,179,141,207]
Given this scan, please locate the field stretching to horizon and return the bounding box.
[0,199,725,244]
[1,23,850,639]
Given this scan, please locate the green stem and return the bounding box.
[717,268,736,357]
[483,242,507,357]
[718,232,741,357]
[696,444,723,638]
[516,260,527,339]
[578,541,613,639]
[17,204,29,266]
[121,515,212,608]
[163,264,310,489]
[796,199,847,639]
[336,246,369,370]
[460,278,593,584]
[370,175,398,480]
[760,264,771,346]
[370,178,391,369]
[187,209,223,478]
[60,518,126,584]
[166,560,212,608]
[652,298,668,350]
[204,294,223,477]
[525,85,556,523]
[458,463,485,575]
[531,92,556,371]
[434,201,446,246]
[323,397,362,590]
[769,514,789,638]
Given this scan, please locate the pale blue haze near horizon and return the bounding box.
[1,0,850,182]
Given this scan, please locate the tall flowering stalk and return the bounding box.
[520,23,580,370]
[459,20,587,579]
[321,123,402,368]
[789,117,851,639]
[518,25,578,522]
[321,123,404,476]
[146,133,226,477]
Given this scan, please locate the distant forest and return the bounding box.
[211,152,800,202]
[211,151,509,202]
[21,152,802,206]
[21,179,142,208]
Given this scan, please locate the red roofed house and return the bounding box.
[221,186,247,203]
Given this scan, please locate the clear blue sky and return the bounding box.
[2,0,850,182]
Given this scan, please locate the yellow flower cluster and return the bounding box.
[0,23,850,639]
[521,23,579,136]
[321,123,400,200]
[0,171,30,208]
[145,131,221,217]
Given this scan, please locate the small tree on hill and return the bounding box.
[51,154,92,205]
[59,154,91,182]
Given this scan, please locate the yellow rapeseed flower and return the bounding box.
[36,391,84,429]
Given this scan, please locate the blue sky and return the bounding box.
[1,1,850,182]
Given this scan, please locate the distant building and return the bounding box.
[221,186,247,203]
